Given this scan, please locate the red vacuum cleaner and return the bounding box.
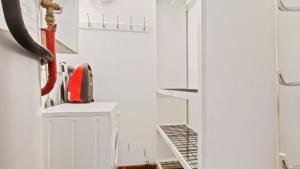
[67,64,94,103]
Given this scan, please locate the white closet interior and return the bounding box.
[156,0,201,169]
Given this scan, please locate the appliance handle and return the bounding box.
[1,0,52,63]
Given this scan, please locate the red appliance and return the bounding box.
[67,64,94,103]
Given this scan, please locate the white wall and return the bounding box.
[157,0,187,89]
[55,0,79,52]
[0,0,43,169]
[278,0,300,166]
[157,0,199,90]
[203,0,277,169]
[57,0,157,165]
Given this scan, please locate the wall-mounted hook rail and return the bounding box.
[278,0,300,12]
[278,71,300,86]
[79,14,152,33]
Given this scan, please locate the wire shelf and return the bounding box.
[157,88,198,100]
[158,125,198,169]
[158,161,184,169]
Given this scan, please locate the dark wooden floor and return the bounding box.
[118,164,157,169]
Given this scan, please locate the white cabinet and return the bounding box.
[42,102,119,169]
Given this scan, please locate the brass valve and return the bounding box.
[41,0,62,27]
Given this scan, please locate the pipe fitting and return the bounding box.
[41,0,62,26]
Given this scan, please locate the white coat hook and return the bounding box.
[116,15,120,29]
[102,14,106,29]
[143,17,146,31]
[278,70,300,86]
[278,0,300,11]
[130,16,133,31]
[87,13,92,28]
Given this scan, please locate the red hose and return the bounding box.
[41,28,57,96]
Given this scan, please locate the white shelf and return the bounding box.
[157,88,198,100]
[157,124,198,169]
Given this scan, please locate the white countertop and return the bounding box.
[42,102,118,117]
